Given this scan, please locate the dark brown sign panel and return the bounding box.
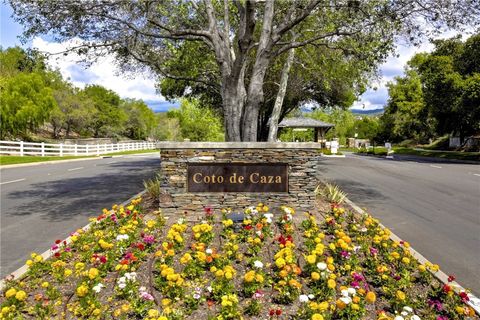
[187,163,288,192]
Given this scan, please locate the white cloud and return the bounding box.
[32,37,167,106]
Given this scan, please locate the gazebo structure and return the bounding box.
[278,117,334,144]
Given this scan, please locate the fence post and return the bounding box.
[60,144,63,157]
[96,144,100,156]
[41,142,45,157]
[86,144,89,155]
[74,144,78,156]
[20,141,24,156]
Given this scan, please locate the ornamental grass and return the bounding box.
[0,198,477,319]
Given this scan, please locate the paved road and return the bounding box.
[0,154,160,277]
[318,154,480,295]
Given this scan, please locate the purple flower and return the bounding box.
[351,281,360,288]
[193,293,201,299]
[143,235,155,245]
[428,299,444,311]
[352,272,364,282]
[253,290,264,299]
[369,247,378,256]
[341,251,351,259]
[436,316,449,320]
[140,291,154,301]
[65,247,71,252]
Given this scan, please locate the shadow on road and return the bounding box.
[4,159,159,222]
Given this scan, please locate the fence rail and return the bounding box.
[0,140,157,157]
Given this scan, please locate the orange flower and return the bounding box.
[366,291,376,304]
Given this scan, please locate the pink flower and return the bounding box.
[140,291,154,301]
[143,235,155,245]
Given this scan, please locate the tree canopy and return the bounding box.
[10,0,479,141]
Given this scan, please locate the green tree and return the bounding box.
[10,0,478,141]
[167,99,224,142]
[152,113,182,141]
[0,72,56,139]
[82,85,127,138]
[121,99,156,140]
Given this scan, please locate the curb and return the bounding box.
[320,154,346,158]
[343,197,480,315]
[0,190,147,291]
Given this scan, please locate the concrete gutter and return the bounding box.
[344,197,480,315]
[0,190,146,291]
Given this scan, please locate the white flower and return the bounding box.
[353,246,361,252]
[283,207,293,214]
[360,227,368,232]
[286,213,293,221]
[403,306,413,313]
[118,283,126,289]
[317,262,327,270]
[341,289,350,297]
[339,296,352,305]
[139,286,146,292]
[263,213,273,224]
[118,277,126,283]
[206,248,213,254]
[207,286,212,292]
[299,295,309,303]
[347,288,356,296]
[116,234,129,241]
[125,272,137,281]
[308,294,314,300]
[256,230,262,236]
[93,283,104,293]
[401,312,409,316]
[177,218,185,224]
[253,260,264,269]
[410,316,421,320]
[394,317,405,320]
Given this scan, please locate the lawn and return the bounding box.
[0,150,158,166]
[1,196,476,319]
[392,147,480,162]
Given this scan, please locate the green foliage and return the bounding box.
[151,113,182,141]
[143,172,162,201]
[379,33,480,144]
[315,183,347,204]
[0,72,56,139]
[121,99,156,140]
[167,99,224,142]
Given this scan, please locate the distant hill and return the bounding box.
[351,108,384,115]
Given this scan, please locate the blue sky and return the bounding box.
[0,2,448,112]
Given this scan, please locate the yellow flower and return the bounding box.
[275,257,286,268]
[255,274,264,283]
[5,288,17,298]
[312,314,324,320]
[225,271,233,280]
[14,290,26,301]
[327,279,336,289]
[162,298,171,306]
[351,303,360,310]
[41,281,49,288]
[121,303,130,313]
[148,309,159,317]
[26,260,33,266]
[306,255,316,264]
[215,270,224,278]
[88,268,99,280]
[64,269,73,277]
[76,285,89,297]
[401,257,410,264]
[244,271,255,283]
[366,291,376,303]
[34,255,43,263]
[455,306,464,315]
[418,265,426,272]
[75,262,85,271]
[396,290,406,301]
[311,272,320,281]
[159,317,168,320]
[146,220,156,229]
[318,301,329,311]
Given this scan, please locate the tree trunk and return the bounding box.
[267,47,296,142]
[222,75,245,141]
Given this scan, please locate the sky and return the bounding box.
[0,3,459,112]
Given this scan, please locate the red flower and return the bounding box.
[207,300,214,307]
[269,309,275,316]
[99,256,107,264]
[442,284,452,293]
[276,309,282,316]
[459,292,469,302]
[55,239,62,244]
[244,225,252,230]
[448,275,456,282]
[54,252,60,258]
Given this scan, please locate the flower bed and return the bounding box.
[0,198,477,319]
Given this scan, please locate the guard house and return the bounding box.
[278,117,334,145]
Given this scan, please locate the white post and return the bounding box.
[20,141,24,156]
[41,142,45,157]
[60,143,63,157]
[86,144,89,155]
[96,144,100,156]
[74,144,78,156]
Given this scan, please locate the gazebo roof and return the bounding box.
[278,117,334,128]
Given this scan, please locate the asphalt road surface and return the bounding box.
[319,154,480,295]
[0,153,160,277]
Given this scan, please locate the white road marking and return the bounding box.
[430,165,442,169]
[0,178,26,185]
[107,161,117,164]
[474,173,480,177]
[67,167,84,171]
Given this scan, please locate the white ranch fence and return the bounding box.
[0,140,157,157]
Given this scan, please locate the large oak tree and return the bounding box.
[10,0,479,141]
